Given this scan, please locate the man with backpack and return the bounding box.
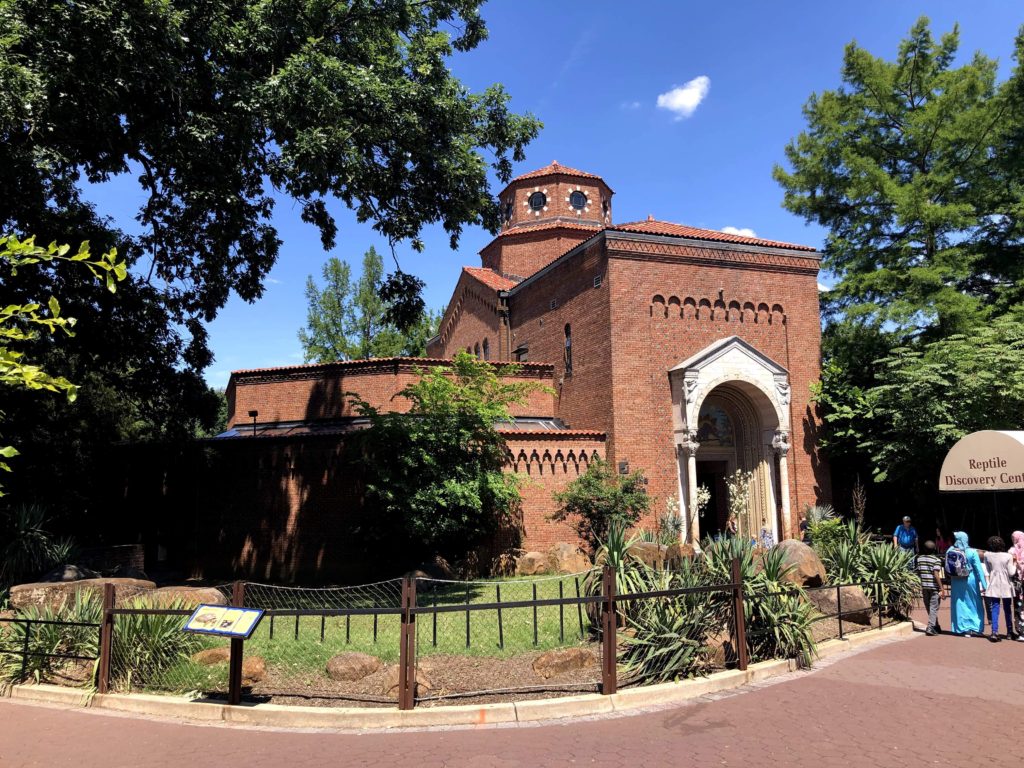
[916,540,945,635]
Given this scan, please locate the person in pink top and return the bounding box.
[1010,530,1024,641]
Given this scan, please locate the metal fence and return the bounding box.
[0,565,908,708]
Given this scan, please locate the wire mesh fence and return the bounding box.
[411,572,602,704]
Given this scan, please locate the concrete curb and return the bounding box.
[6,622,914,730]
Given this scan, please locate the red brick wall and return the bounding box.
[506,243,614,436]
[228,360,558,427]
[480,226,598,280]
[430,273,507,361]
[601,237,830,538]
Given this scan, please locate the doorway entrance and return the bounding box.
[696,460,729,538]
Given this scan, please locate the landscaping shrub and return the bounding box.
[0,504,77,590]
[551,457,650,553]
[110,597,203,692]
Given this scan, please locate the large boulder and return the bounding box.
[547,543,591,574]
[772,540,827,588]
[38,564,101,582]
[515,551,550,576]
[144,586,227,609]
[382,664,433,698]
[806,585,873,626]
[192,647,231,665]
[664,543,696,569]
[326,652,382,682]
[531,647,597,679]
[414,555,455,580]
[9,578,157,612]
[242,656,266,684]
[627,541,666,569]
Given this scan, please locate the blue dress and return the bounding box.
[950,547,987,634]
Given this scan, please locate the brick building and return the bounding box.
[219,161,829,579]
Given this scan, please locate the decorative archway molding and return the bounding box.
[668,336,793,545]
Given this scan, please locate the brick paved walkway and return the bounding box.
[2,626,1020,768]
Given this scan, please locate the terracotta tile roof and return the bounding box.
[493,219,603,238]
[610,218,817,252]
[463,266,519,291]
[498,429,606,439]
[512,161,605,183]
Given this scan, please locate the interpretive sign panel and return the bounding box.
[183,604,264,639]
[939,430,1024,492]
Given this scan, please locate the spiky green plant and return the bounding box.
[861,545,919,619]
[109,597,202,692]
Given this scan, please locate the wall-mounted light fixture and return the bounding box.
[248,409,258,437]
[618,460,629,475]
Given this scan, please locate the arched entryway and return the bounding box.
[669,337,793,545]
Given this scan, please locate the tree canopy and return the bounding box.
[349,352,548,562]
[775,18,1023,338]
[0,0,540,345]
[779,19,1024,522]
[299,247,440,362]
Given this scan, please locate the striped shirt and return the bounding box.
[915,554,942,590]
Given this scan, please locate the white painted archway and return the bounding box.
[668,337,793,545]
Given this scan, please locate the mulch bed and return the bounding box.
[245,646,602,708]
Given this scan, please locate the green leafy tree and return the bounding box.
[551,457,650,553]
[1,0,540,345]
[0,235,124,485]
[349,352,548,561]
[775,18,1018,337]
[299,247,440,362]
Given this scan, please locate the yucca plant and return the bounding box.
[861,544,919,618]
[620,563,727,683]
[110,597,202,692]
[701,535,755,583]
[819,540,865,585]
[744,590,816,667]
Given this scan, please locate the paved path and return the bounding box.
[2,626,1021,768]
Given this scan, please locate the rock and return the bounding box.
[382,664,433,698]
[9,578,157,612]
[772,540,827,588]
[326,652,382,682]
[664,543,696,569]
[38,564,101,582]
[144,586,227,609]
[242,656,266,683]
[515,551,550,576]
[192,647,231,665]
[414,555,455,580]
[532,647,597,679]
[706,629,735,667]
[806,585,873,625]
[547,543,591,574]
[627,541,666,569]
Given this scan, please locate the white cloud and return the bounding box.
[817,282,831,293]
[620,100,641,110]
[266,277,282,285]
[656,76,710,120]
[721,226,757,238]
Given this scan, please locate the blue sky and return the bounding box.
[82,1,1024,388]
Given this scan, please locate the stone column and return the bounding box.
[680,430,701,544]
[772,430,792,539]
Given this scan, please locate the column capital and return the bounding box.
[679,429,700,458]
[772,430,791,457]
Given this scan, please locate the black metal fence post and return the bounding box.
[600,565,617,695]
[227,580,246,706]
[731,558,749,671]
[836,584,844,640]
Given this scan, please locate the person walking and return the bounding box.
[1011,530,1024,641]
[915,540,945,635]
[935,527,951,555]
[893,516,918,559]
[983,535,1016,642]
[947,531,987,637]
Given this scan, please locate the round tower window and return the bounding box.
[528,191,546,211]
[569,191,587,210]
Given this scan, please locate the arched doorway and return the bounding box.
[669,337,793,545]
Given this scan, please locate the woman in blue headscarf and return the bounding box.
[949,531,988,636]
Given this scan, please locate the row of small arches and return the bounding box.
[509,448,601,475]
[651,296,785,324]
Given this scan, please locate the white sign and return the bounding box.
[939,430,1024,492]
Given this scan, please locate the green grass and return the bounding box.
[133,575,596,695]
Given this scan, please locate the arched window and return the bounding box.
[564,323,572,376]
[474,342,481,359]
[482,338,490,361]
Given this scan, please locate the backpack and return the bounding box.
[945,548,969,579]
